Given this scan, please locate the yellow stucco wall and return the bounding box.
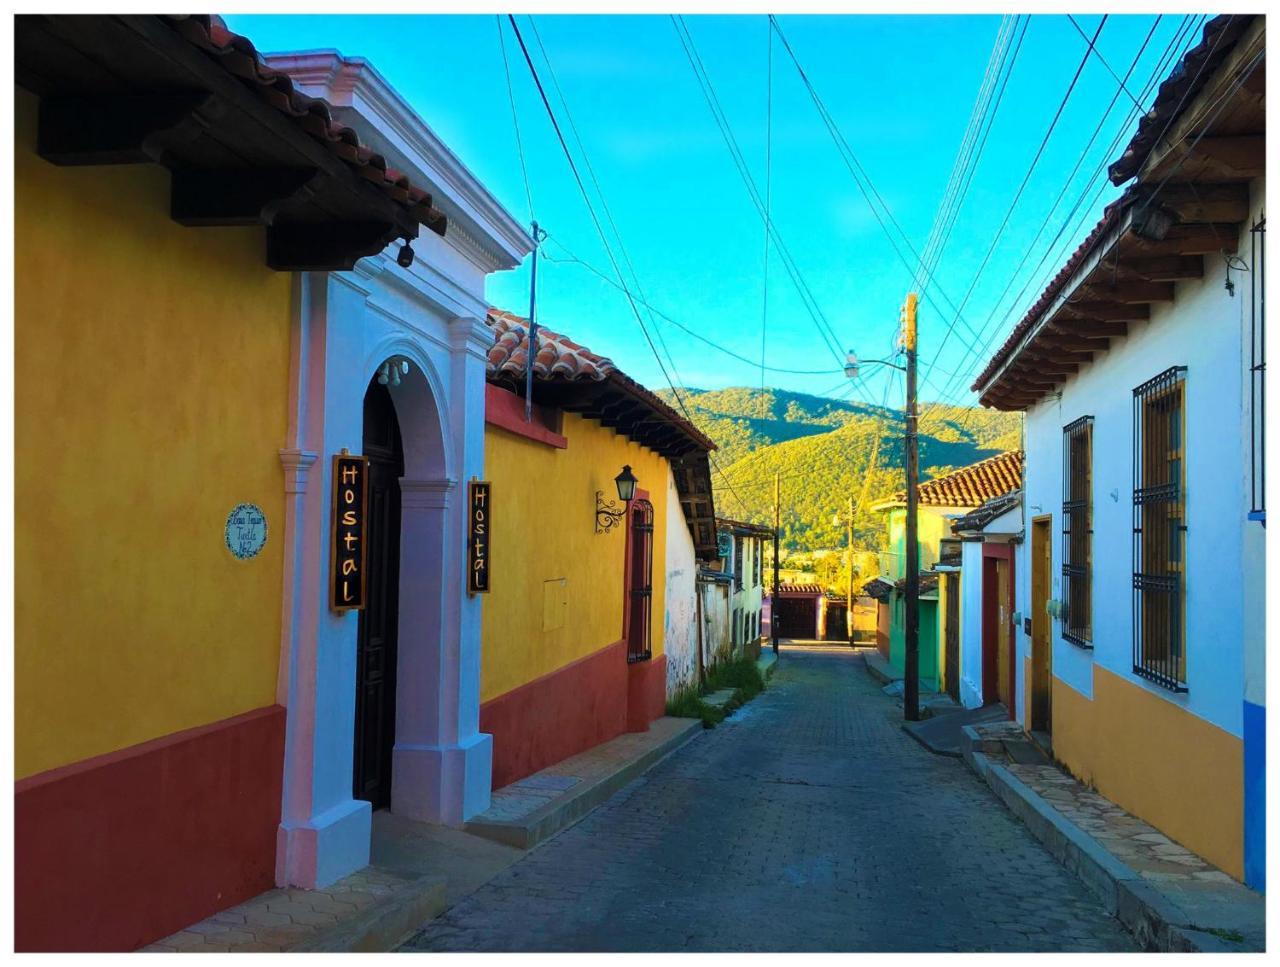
[481,413,671,702]
[1053,666,1244,879]
[14,89,291,779]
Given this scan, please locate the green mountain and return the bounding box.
[659,386,1021,555]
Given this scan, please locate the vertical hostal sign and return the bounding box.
[469,479,492,595]
[331,451,369,611]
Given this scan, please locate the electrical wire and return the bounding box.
[920,14,1208,413]
[508,15,760,519]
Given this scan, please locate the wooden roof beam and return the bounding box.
[1048,319,1127,338]
[1115,255,1204,281]
[1079,280,1176,303]
[1057,301,1149,322]
[1129,223,1239,255]
[1180,135,1265,179]
[1137,183,1252,224]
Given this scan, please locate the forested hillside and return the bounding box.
[659,386,1021,554]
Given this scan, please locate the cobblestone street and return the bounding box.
[403,649,1137,952]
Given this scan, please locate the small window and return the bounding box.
[1133,367,1187,691]
[1062,416,1094,646]
[734,535,744,590]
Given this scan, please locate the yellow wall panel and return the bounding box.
[1052,666,1244,879]
[14,89,292,778]
[481,413,670,702]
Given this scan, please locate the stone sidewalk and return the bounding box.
[141,866,445,953]
[466,716,702,848]
[145,717,701,951]
[963,720,1265,952]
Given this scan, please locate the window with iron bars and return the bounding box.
[733,535,744,590]
[1132,367,1187,691]
[1250,215,1265,521]
[1062,415,1094,647]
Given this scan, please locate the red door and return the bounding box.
[626,500,654,663]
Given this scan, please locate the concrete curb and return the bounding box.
[757,651,778,682]
[959,725,1258,953]
[290,872,447,952]
[466,719,702,850]
[863,652,901,686]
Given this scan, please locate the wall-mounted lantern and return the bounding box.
[596,464,638,533]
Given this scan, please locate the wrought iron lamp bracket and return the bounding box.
[595,491,627,534]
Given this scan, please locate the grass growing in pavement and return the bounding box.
[666,657,766,728]
[665,685,725,728]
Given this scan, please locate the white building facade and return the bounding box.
[971,14,1264,888]
[266,52,531,888]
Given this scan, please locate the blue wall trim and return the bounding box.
[1244,699,1265,892]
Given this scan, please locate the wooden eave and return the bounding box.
[977,33,1264,413]
[15,15,445,270]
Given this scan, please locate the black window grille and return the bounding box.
[734,535,744,590]
[754,538,763,588]
[1132,366,1188,691]
[1062,415,1094,647]
[1250,215,1266,520]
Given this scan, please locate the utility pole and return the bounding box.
[902,292,921,722]
[846,494,855,646]
[772,470,781,655]
[524,220,546,423]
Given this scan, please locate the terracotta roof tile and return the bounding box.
[1109,15,1254,185]
[885,450,1023,509]
[163,14,446,235]
[486,309,615,382]
[778,583,824,595]
[973,15,1258,396]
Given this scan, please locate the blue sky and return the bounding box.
[227,13,1198,409]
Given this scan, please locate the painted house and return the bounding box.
[714,517,774,658]
[772,582,825,640]
[15,16,527,950]
[970,14,1265,888]
[479,310,719,789]
[952,490,1023,712]
[870,451,1024,692]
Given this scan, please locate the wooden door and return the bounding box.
[944,573,960,702]
[996,558,1012,713]
[626,499,654,662]
[1031,517,1053,733]
[353,381,403,809]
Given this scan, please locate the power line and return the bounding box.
[919,15,1110,388]
[507,15,760,520]
[670,16,855,380]
[919,13,1175,416]
[760,19,774,424]
[495,15,535,221]
[1068,14,1143,109]
[769,15,991,356]
[921,14,1207,412]
[539,239,846,375]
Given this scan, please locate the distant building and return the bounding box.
[714,517,774,658]
[868,451,1023,692]
[970,14,1265,889]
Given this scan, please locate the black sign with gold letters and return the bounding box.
[468,480,492,595]
[331,451,369,611]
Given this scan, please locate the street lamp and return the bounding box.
[614,464,638,503]
[596,465,638,533]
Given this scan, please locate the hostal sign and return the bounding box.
[469,479,492,595]
[331,451,369,611]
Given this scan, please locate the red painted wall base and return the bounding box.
[481,641,668,790]
[15,705,286,952]
[627,655,667,732]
